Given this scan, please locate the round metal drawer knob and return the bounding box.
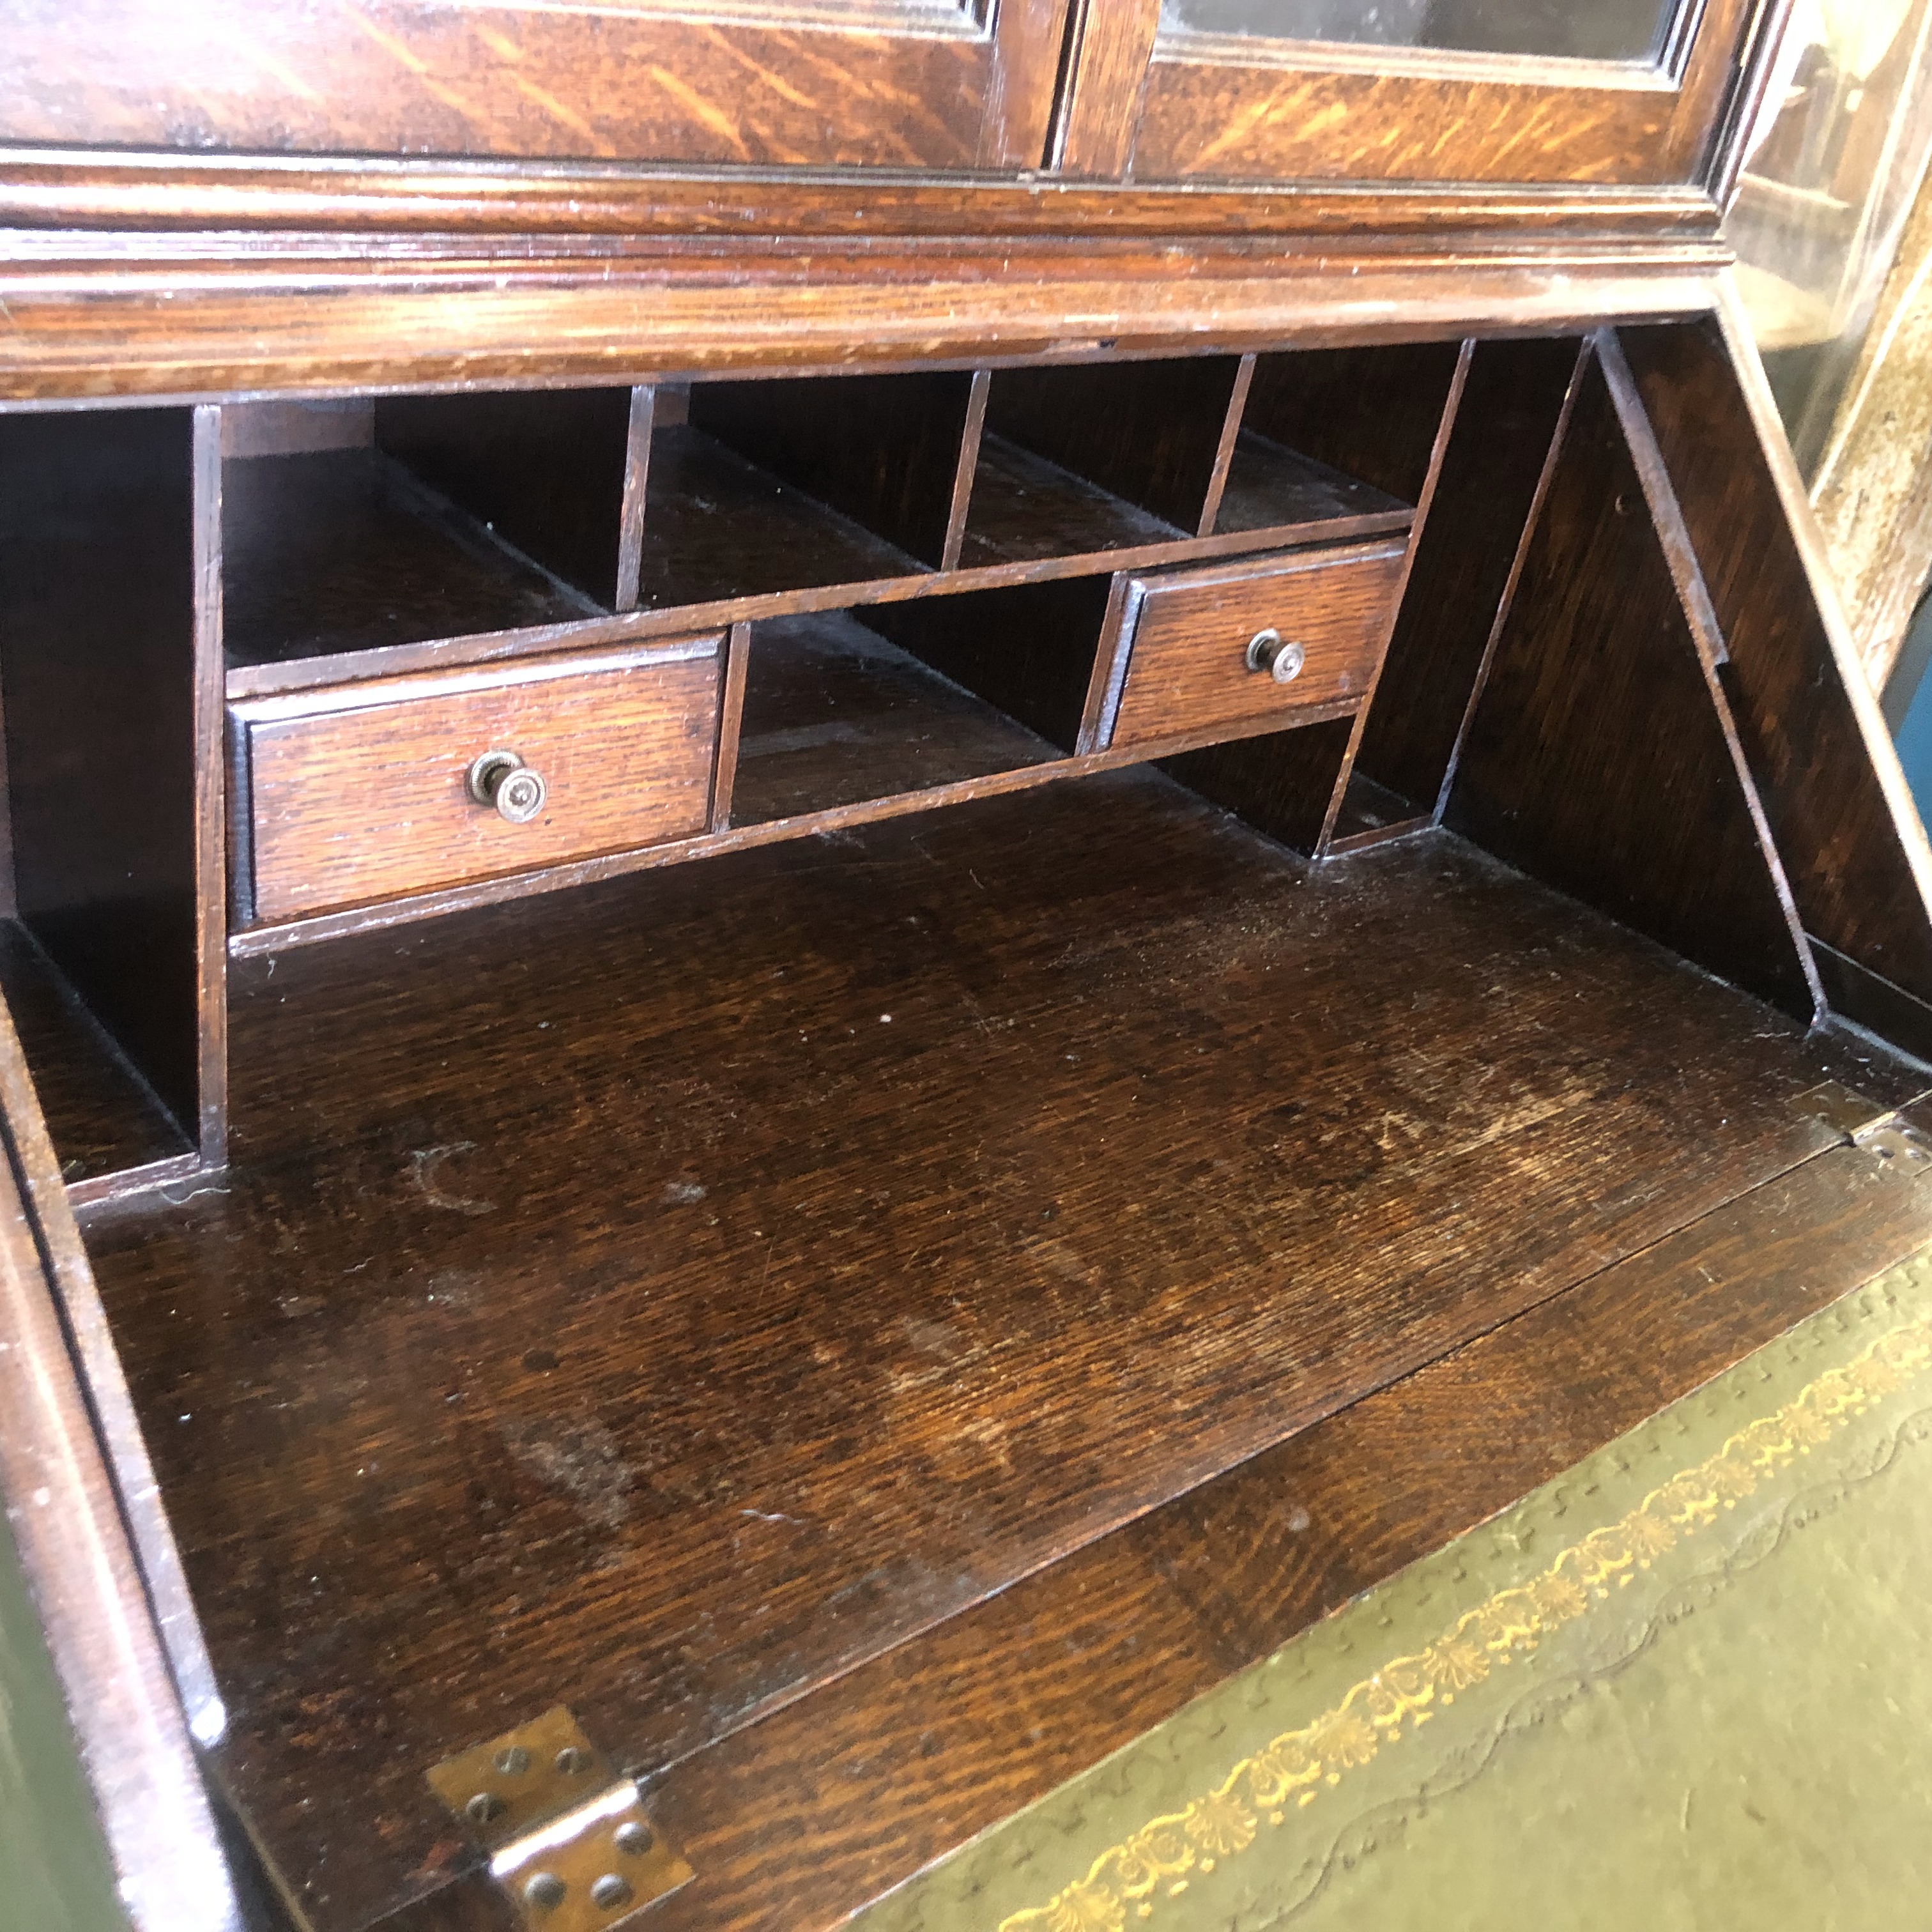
[1246,629,1306,684]
[467,749,548,825]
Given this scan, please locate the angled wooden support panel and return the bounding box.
[1445,349,1820,1020]
[1613,303,1932,1050]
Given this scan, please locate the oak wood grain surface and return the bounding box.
[222,448,597,668]
[79,779,1919,1932]
[1447,358,1816,1018]
[1127,0,1752,186]
[1353,335,1583,815]
[614,1108,1932,1932]
[1107,540,1405,748]
[1618,319,1932,1009]
[0,239,1726,406]
[234,641,723,922]
[0,0,1072,172]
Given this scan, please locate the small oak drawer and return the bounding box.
[231,637,725,923]
[1098,539,1407,751]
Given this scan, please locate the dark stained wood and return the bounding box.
[1446,358,1818,1018]
[0,0,1075,172]
[232,640,723,923]
[1101,540,1404,749]
[727,610,1062,827]
[222,448,598,668]
[1354,335,1584,816]
[689,371,979,572]
[1294,335,1471,854]
[954,433,1188,569]
[1159,714,1357,855]
[984,355,1248,535]
[374,388,637,611]
[1812,940,1932,1071]
[0,922,191,1184]
[76,786,1917,1931]
[1616,316,1932,1009]
[1129,0,1754,186]
[859,576,1115,755]
[1241,341,1464,505]
[1212,432,1413,539]
[627,1097,1932,1932]
[636,425,930,612]
[1324,770,1432,854]
[0,407,203,1142]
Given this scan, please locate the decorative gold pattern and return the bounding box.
[999,1305,1932,1932]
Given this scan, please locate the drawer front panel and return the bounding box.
[1103,540,1407,749]
[234,638,724,923]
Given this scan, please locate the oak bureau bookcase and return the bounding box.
[4,4,1932,1931]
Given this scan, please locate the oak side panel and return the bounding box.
[1354,335,1584,813]
[1616,316,1932,1008]
[1446,358,1815,1016]
[1158,715,1356,854]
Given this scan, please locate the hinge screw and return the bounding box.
[524,1872,567,1911]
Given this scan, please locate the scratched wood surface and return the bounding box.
[610,1103,1932,1932]
[79,776,1919,1932]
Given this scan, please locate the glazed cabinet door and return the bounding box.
[0,0,1070,170]
[1055,0,1759,183]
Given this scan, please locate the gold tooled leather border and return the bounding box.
[1000,1303,1932,1932]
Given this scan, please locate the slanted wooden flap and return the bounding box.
[1611,302,1932,1059]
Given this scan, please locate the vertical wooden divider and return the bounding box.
[1314,339,1474,853]
[615,384,655,615]
[1431,342,1590,820]
[1596,331,1826,1015]
[1198,353,1255,539]
[191,406,228,1170]
[710,621,753,834]
[940,371,990,572]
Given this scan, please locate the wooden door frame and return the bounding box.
[0,0,1073,172]
[1057,0,1770,185]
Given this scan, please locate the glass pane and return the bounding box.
[1160,0,1680,64]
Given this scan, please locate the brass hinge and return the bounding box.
[1793,1082,1932,1175]
[427,1706,692,1931]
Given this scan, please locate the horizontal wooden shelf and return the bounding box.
[1215,429,1414,539]
[728,611,1062,829]
[222,448,599,668]
[636,425,930,613]
[81,774,1913,1932]
[955,433,1188,571]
